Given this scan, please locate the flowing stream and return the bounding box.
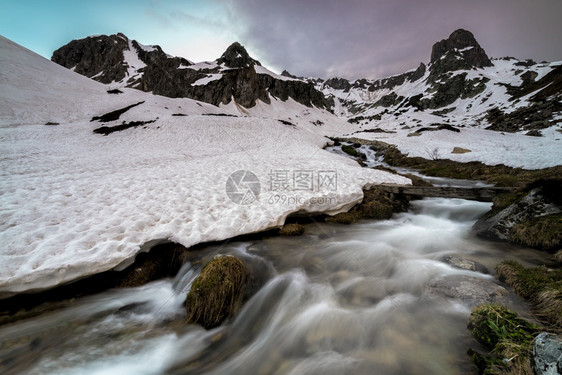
[0,195,551,375]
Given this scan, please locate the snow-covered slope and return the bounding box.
[0,36,409,297]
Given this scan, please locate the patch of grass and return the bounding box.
[185,255,247,329]
[468,304,538,375]
[510,214,562,251]
[381,145,562,188]
[496,261,562,327]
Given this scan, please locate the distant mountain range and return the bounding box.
[52,29,561,136]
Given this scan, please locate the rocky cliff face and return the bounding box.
[52,35,329,110]
[52,33,131,84]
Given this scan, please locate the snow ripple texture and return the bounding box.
[0,36,409,295]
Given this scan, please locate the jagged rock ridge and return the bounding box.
[52,34,329,109]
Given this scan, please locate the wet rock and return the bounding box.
[533,332,562,375]
[185,255,247,329]
[441,255,488,274]
[427,275,517,308]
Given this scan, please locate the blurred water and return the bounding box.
[0,198,549,375]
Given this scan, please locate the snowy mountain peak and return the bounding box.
[217,42,261,68]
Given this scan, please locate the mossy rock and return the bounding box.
[278,223,305,236]
[353,189,395,220]
[341,144,360,157]
[325,188,409,225]
[185,255,247,329]
[325,212,359,225]
[468,304,538,375]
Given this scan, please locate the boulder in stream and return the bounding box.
[185,255,247,329]
[441,255,489,274]
[427,275,519,308]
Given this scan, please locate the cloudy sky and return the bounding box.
[2,0,562,79]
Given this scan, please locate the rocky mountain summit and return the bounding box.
[429,29,492,77]
[52,34,329,109]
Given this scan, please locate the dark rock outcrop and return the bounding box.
[424,73,489,109]
[217,42,261,68]
[281,70,297,79]
[324,77,352,92]
[430,29,492,73]
[487,64,562,132]
[52,33,130,84]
